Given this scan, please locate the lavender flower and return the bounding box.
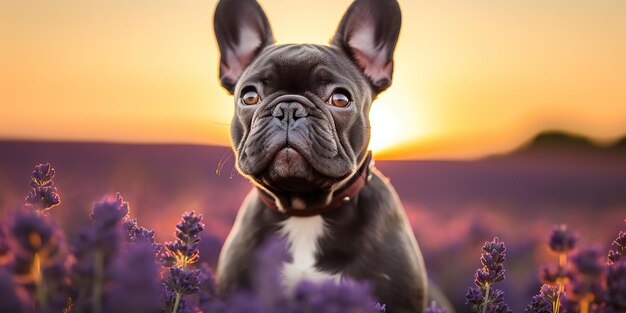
[160,211,204,268]
[25,187,61,212]
[25,163,61,212]
[198,262,217,307]
[540,263,569,285]
[549,225,578,254]
[88,192,130,257]
[31,163,55,185]
[540,224,579,313]
[465,237,511,313]
[107,242,162,313]
[607,231,625,264]
[526,294,552,313]
[10,211,54,256]
[9,210,71,311]
[567,247,605,313]
[560,295,581,313]
[525,284,560,313]
[201,291,268,313]
[0,269,29,313]
[605,260,626,311]
[160,211,204,313]
[604,230,626,312]
[253,236,291,304]
[164,267,201,296]
[475,238,507,287]
[72,193,130,313]
[424,301,447,313]
[161,284,193,313]
[287,279,381,313]
[125,218,161,254]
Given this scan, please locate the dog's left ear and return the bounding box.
[331,0,401,94]
[214,0,275,94]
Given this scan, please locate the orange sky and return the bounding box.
[1,0,625,159]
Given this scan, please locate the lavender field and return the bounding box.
[0,133,625,312]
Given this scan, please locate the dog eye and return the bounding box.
[328,91,351,107]
[241,89,260,105]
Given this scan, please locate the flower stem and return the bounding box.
[481,283,491,313]
[554,253,567,313]
[579,294,593,313]
[34,252,48,310]
[172,292,182,313]
[93,250,104,313]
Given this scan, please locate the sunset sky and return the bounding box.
[1,0,625,159]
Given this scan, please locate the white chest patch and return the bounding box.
[278,216,340,289]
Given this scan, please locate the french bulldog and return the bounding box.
[213,0,428,311]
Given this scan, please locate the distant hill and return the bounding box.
[508,130,626,157]
[610,136,626,150]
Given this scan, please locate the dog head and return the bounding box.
[214,0,401,211]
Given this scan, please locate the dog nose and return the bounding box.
[272,102,308,126]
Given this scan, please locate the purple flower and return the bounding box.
[525,285,560,313]
[176,211,204,245]
[201,291,269,313]
[9,211,54,255]
[106,242,162,313]
[25,163,61,212]
[424,301,447,313]
[567,246,606,309]
[252,236,291,304]
[287,279,381,313]
[465,287,512,313]
[198,262,217,307]
[161,284,193,313]
[540,263,570,285]
[571,247,604,277]
[159,211,205,313]
[549,224,578,253]
[8,210,71,311]
[560,295,581,313]
[605,230,626,311]
[466,286,484,312]
[475,238,507,287]
[91,193,130,254]
[125,218,161,255]
[466,238,511,313]
[525,294,552,313]
[160,211,204,268]
[608,231,625,264]
[31,163,55,186]
[605,260,626,311]
[25,187,61,212]
[72,193,130,313]
[0,269,29,313]
[164,267,201,296]
[163,241,200,266]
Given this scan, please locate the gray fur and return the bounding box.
[214,0,429,312]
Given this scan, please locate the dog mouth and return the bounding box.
[256,146,325,193]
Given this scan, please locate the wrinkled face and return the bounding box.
[214,0,401,210]
[231,44,373,196]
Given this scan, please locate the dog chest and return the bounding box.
[278,215,340,288]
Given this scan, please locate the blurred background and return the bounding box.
[1,0,625,311]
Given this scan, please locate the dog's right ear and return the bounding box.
[214,0,274,94]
